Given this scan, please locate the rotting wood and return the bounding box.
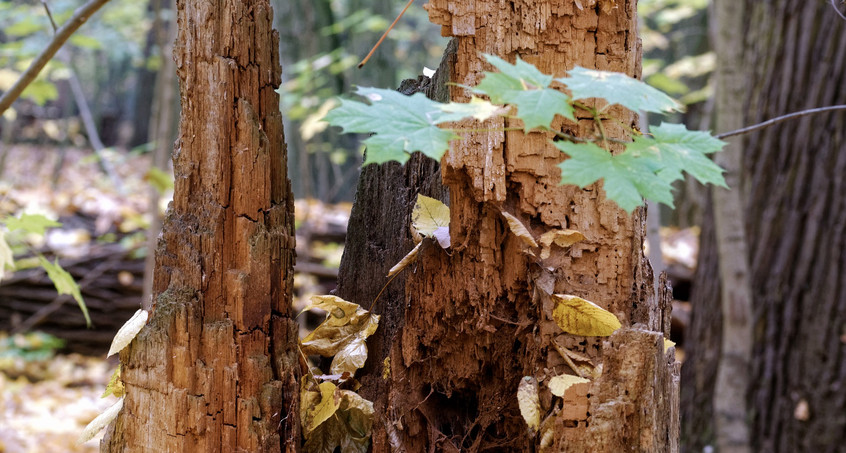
[100,0,299,450]
[337,1,679,451]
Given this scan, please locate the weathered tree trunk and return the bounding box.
[682,3,846,452]
[337,1,678,451]
[710,1,754,451]
[101,0,300,451]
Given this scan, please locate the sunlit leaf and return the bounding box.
[411,195,450,250]
[78,397,123,444]
[0,232,14,281]
[438,96,504,122]
[560,66,683,113]
[556,141,675,213]
[5,213,62,235]
[69,34,103,50]
[663,338,676,353]
[517,376,541,433]
[551,294,621,336]
[388,241,421,277]
[38,255,91,327]
[310,382,342,434]
[107,309,149,357]
[548,374,591,397]
[102,365,125,398]
[501,211,538,248]
[538,229,585,259]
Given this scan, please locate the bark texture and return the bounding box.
[682,3,846,452]
[101,0,300,451]
[337,1,678,451]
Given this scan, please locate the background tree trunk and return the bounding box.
[101,0,300,450]
[681,3,846,452]
[337,1,679,451]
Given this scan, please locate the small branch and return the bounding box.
[716,105,846,139]
[358,0,415,68]
[0,0,112,114]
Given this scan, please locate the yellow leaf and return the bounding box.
[102,365,125,398]
[307,382,341,434]
[301,297,380,376]
[388,241,421,277]
[501,211,538,248]
[411,195,450,237]
[663,338,676,353]
[78,398,123,444]
[0,231,14,281]
[517,376,541,432]
[107,309,149,357]
[548,374,591,397]
[551,294,621,336]
[538,229,585,259]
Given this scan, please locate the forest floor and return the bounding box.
[0,144,696,452]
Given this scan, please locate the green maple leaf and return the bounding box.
[627,122,727,186]
[474,54,575,131]
[5,213,62,235]
[324,87,459,166]
[556,141,675,213]
[560,67,683,114]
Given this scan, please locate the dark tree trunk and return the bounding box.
[682,3,846,452]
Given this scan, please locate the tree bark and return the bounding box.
[101,0,299,451]
[337,1,679,451]
[682,3,846,452]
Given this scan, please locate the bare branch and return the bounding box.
[716,105,846,139]
[0,0,112,114]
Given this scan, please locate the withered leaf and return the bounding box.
[501,211,538,248]
[538,229,585,259]
[548,374,591,397]
[551,294,621,336]
[301,296,380,376]
[517,376,541,433]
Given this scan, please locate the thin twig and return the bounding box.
[0,0,113,114]
[716,105,846,139]
[358,0,415,68]
[40,0,124,192]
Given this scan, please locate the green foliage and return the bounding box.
[325,87,497,165]
[325,54,726,213]
[0,331,65,363]
[4,213,62,236]
[561,66,682,113]
[38,255,90,327]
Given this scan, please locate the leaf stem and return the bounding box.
[369,270,402,312]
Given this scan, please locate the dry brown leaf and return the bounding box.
[501,211,538,248]
[551,294,622,336]
[538,229,585,259]
[388,241,422,277]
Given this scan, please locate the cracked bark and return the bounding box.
[336,1,678,451]
[101,0,299,451]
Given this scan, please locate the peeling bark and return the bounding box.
[101,0,299,451]
[337,1,678,451]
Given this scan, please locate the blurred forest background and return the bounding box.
[0,0,720,451]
